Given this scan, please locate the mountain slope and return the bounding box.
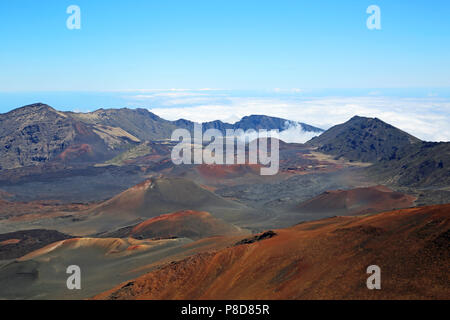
[0,104,141,169]
[369,141,450,188]
[0,229,73,260]
[0,104,78,169]
[296,185,416,216]
[234,115,323,133]
[95,204,450,300]
[61,176,256,235]
[0,236,192,299]
[68,108,177,141]
[307,116,421,162]
[100,210,247,240]
[91,177,242,218]
[0,104,323,170]
[174,114,323,134]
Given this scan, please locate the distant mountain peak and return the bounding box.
[349,115,393,125]
[5,103,58,116]
[240,114,282,121]
[307,115,421,162]
[21,102,51,109]
[173,114,323,136]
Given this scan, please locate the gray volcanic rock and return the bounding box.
[0,229,73,260]
[234,115,323,133]
[67,107,177,141]
[0,105,323,170]
[0,103,142,170]
[307,116,421,162]
[369,141,450,188]
[174,114,323,134]
[0,104,77,169]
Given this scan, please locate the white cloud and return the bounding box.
[124,90,450,142]
[232,122,321,144]
[277,122,322,143]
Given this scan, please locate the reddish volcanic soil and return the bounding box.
[95,204,450,300]
[196,164,262,179]
[0,239,20,245]
[296,185,416,216]
[18,237,156,261]
[0,190,13,200]
[57,144,93,161]
[127,210,247,240]
[88,176,245,225]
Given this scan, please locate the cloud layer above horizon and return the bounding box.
[124,90,450,142]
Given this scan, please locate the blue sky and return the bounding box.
[1,0,449,92]
[0,1,449,141]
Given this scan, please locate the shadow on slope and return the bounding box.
[96,204,450,300]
